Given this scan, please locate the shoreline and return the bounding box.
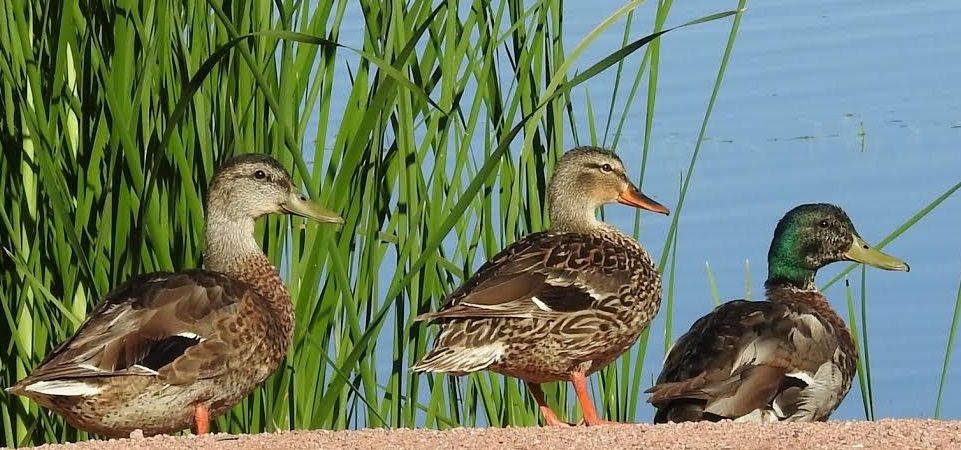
[16,419,961,450]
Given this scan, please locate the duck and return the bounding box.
[412,146,670,426]
[6,154,343,438]
[646,203,909,423]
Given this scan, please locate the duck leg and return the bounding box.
[527,383,571,427]
[193,404,210,434]
[571,370,618,426]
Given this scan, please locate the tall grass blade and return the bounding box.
[935,273,961,418]
[705,262,721,307]
[845,279,872,420]
[859,266,875,420]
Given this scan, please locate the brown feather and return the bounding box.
[417,231,627,322]
[704,365,787,418]
[648,288,856,423]
[414,227,661,382]
[12,270,249,385]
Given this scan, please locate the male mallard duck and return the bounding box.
[646,203,908,423]
[6,154,343,437]
[412,146,669,426]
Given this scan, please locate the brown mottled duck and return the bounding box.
[647,203,909,423]
[6,154,343,437]
[412,146,670,426]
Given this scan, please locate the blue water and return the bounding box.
[560,0,961,420]
[315,0,961,422]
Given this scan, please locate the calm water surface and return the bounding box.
[317,0,961,422]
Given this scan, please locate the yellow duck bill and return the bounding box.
[843,235,909,272]
[282,191,344,224]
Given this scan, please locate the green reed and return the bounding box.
[936,272,961,418]
[0,0,747,446]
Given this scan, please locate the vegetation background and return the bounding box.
[1,0,957,448]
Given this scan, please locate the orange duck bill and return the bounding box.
[617,186,670,215]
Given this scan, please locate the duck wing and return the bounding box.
[646,299,848,422]
[416,231,631,321]
[11,269,257,395]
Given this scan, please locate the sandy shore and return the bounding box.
[14,419,961,450]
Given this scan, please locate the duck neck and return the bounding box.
[203,214,290,308]
[766,242,822,301]
[204,214,261,273]
[550,210,610,234]
[548,189,610,234]
[766,265,817,291]
[766,231,818,291]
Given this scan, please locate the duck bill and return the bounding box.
[843,235,910,272]
[282,191,344,224]
[617,186,670,215]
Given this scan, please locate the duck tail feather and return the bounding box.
[411,343,504,374]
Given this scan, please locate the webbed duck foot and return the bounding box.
[542,413,574,427]
[527,382,574,427]
[571,370,624,426]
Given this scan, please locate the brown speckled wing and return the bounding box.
[417,231,633,320]
[22,270,254,385]
[647,299,843,420]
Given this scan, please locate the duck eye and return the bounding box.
[819,220,829,228]
[600,163,613,173]
[254,170,267,180]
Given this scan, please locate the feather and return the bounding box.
[411,343,505,374]
[10,271,247,391]
[648,294,855,423]
[23,380,102,397]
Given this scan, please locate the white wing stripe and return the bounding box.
[530,296,553,312]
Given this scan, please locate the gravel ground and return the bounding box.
[13,420,961,450]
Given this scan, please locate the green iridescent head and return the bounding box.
[767,203,909,288]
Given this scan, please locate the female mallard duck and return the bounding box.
[412,146,670,426]
[6,154,343,437]
[646,203,908,423]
